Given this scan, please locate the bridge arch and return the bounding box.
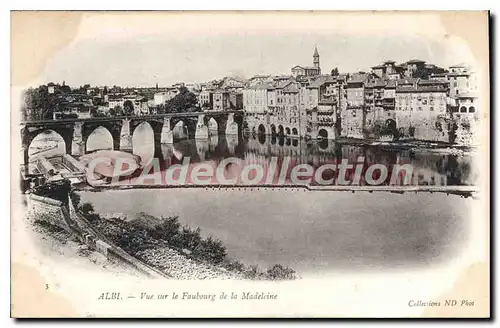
[132,121,155,163]
[207,117,218,136]
[86,126,114,152]
[278,125,285,137]
[172,120,189,140]
[27,129,67,163]
[270,124,277,136]
[258,124,266,135]
[292,127,298,136]
[82,121,121,152]
[285,127,291,135]
[22,126,73,165]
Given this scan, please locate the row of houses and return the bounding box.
[243,59,479,144]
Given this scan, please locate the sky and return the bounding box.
[37,12,474,88]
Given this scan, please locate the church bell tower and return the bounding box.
[313,46,320,71]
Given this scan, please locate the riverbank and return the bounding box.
[333,137,476,154]
[72,193,299,280]
[26,215,144,279]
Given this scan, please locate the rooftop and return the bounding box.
[347,73,369,84]
[283,83,299,93]
[406,59,426,64]
[307,75,337,88]
[249,83,274,90]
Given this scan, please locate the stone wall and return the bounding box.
[454,118,476,146]
[26,194,72,232]
[341,107,364,139]
[412,116,450,143]
[246,113,269,134]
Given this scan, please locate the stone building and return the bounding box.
[290,47,321,78]
[303,75,341,139]
[382,80,397,121]
[395,78,449,141]
[243,84,269,114]
[342,73,369,139]
[212,91,231,111]
[198,90,214,109]
[364,77,387,130]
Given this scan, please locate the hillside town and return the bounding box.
[21,47,480,146]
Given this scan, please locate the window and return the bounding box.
[469,106,476,113]
[418,107,422,111]
[460,106,467,113]
[430,106,434,111]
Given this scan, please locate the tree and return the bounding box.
[156,104,166,115]
[110,105,123,116]
[331,68,339,76]
[165,87,198,113]
[123,100,134,115]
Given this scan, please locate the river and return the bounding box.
[31,127,475,275]
[79,188,471,275]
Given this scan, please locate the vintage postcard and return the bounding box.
[11,11,490,318]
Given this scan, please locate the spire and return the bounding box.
[313,46,320,71]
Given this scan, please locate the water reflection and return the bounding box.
[152,135,475,186]
[34,128,476,187]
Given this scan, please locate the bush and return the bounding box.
[177,226,202,250]
[74,202,297,279]
[79,202,94,215]
[192,236,227,265]
[116,229,150,254]
[69,190,81,207]
[244,264,262,280]
[265,264,297,280]
[84,212,100,223]
[32,180,71,204]
[223,259,246,272]
[151,216,182,241]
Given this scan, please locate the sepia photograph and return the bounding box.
[10,10,490,318]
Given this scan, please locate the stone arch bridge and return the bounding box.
[21,111,243,166]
